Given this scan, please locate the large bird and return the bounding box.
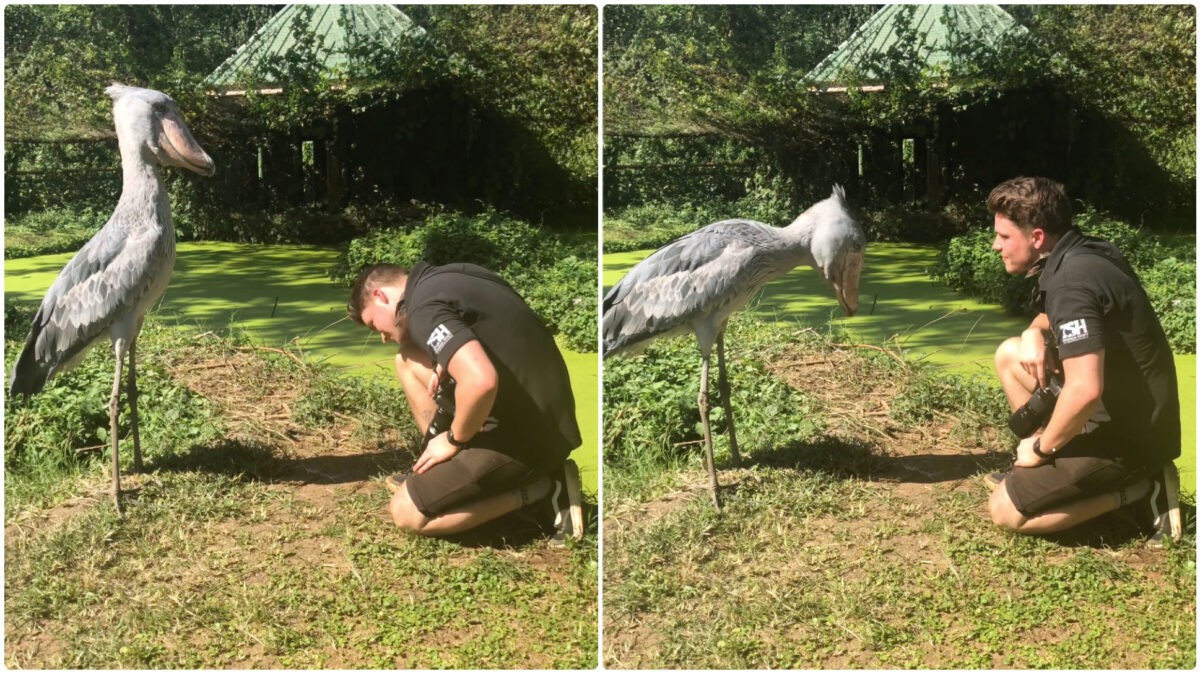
[9,84,215,513]
[603,185,866,508]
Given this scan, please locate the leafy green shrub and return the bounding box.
[4,208,107,259]
[4,329,222,512]
[604,194,798,254]
[1140,256,1197,353]
[603,315,824,471]
[931,207,1196,353]
[512,255,598,352]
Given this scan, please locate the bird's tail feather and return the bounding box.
[9,324,52,398]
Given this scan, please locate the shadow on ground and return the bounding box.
[746,435,1013,484]
[146,437,596,549]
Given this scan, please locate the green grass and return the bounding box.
[602,316,1196,669]
[6,455,598,668]
[5,243,599,494]
[604,244,1197,492]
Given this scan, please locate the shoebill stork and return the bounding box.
[603,185,865,508]
[8,84,215,513]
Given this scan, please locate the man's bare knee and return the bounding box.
[389,487,432,534]
[994,336,1022,374]
[988,484,1027,531]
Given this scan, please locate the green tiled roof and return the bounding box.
[806,4,1027,87]
[205,4,426,91]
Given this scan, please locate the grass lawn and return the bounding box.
[4,244,599,669]
[603,313,1195,669]
[605,244,1196,492]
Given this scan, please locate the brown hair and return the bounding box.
[986,177,1072,236]
[347,264,408,324]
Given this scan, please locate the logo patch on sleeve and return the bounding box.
[427,324,454,354]
[1058,318,1090,345]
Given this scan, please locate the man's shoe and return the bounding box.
[1144,462,1182,546]
[548,459,585,541]
[384,472,410,495]
[983,471,1009,489]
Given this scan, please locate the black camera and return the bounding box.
[1007,378,1061,438]
[421,375,457,448]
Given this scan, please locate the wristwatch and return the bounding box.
[446,428,471,449]
[1032,437,1054,460]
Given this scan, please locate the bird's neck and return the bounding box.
[114,149,171,230]
[778,213,816,260]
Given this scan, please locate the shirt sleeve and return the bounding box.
[406,298,479,369]
[1045,284,1106,359]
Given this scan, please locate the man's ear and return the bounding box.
[371,287,389,304]
[1031,227,1047,250]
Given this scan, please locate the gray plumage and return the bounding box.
[9,84,215,512]
[603,185,866,507]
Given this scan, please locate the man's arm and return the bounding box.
[1019,313,1053,387]
[1014,349,1104,467]
[411,339,498,474]
[444,339,498,443]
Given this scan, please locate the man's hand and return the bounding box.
[1018,327,1049,388]
[427,364,445,397]
[1013,434,1048,468]
[413,432,460,474]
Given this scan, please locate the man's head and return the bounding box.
[987,177,1072,275]
[348,264,410,344]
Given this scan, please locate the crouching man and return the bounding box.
[348,262,584,540]
[986,177,1182,543]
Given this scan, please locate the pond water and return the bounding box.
[5,242,600,493]
[605,243,1196,491]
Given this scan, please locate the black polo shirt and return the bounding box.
[403,261,582,465]
[1036,228,1180,468]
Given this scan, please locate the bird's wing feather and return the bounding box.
[31,219,160,369]
[603,220,778,354]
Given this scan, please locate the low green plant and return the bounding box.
[4,323,223,514]
[603,315,826,477]
[890,364,1010,444]
[291,370,416,444]
[4,207,107,259]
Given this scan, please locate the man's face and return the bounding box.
[360,288,407,345]
[992,213,1040,276]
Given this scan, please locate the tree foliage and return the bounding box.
[5,5,598,234]
[605,5,1195,230]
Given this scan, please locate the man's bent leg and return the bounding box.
[388,446,547,537]
[390,482,524,536]
[394,341,438,434]
[994,336,1039,412]
[988,480,1122,534]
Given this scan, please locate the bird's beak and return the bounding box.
[158,109,215,177]
[831,251,863,317]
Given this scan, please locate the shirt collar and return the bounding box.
[1039,228,1085,288]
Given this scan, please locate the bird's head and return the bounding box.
[106,84,215,177]
[801,184,866,316]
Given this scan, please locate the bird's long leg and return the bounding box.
[109,350,125,515]
[128,337,142,473]
[699,351,721,510]
[716,331,740,468]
